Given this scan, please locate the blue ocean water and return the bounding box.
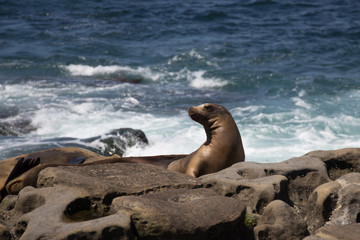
[1,0,360,162]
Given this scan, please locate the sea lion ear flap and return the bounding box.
[221,106,231,115]
[203,104,213,110]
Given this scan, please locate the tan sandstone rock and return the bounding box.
[201,155,330,216]
[201,173,289,214]
[306,172,360,233]
[113,188,249,240]
[306,148,360,180]
[254,200,309,240]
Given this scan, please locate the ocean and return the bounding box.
[1,0,360,162]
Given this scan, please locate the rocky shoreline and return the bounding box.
[0,148,360,240]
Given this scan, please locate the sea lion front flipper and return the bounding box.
[5,158,40,186]
[185,167,199,178]
[0,157,40,200]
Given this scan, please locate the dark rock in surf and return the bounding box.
[0,119,36,137]
[82,128,149,157]
[0,124,18,137]
[27,128,149,157]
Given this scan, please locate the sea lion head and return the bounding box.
[188,103,231,129]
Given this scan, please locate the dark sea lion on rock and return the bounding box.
[0,147,102,199]
[0,149,187,199]
[167,103,245,177]
[0,147,100,193]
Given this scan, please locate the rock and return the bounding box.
[303,236,328,240]
[113,188,250,240]
[1,186,134,240]
[253,200,309,240]
[82,128,149,157]
[202,156,330,216]
[0,119,36,137]
[313,224,360,240]
[1,163,202,239]
[1,147,359,239]
[0,123,18,137]
[37,163,201,202]
[0,128,148,160]
[306,173,360,233]
[201,172,289,214]
[306,148,360,180]
[305,181,342,234]
[328,174,360,226]
[0,223,11,240]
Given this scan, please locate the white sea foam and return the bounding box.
[2,79,360,163]
[232,105,266,117]
[168,68,228,88]
[239,107,360,162]
[62,64,227,89]
[125,125,203,156]
[167,49,218,67]
[188,70,227,88]
[292,97,312,109]
[298,89,306,97]
[62,64,165,81]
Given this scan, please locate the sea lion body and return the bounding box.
[0,148,187,199]
[0,147,101,193]
[168,103,245,177]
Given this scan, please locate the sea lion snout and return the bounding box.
[188,103,227,125]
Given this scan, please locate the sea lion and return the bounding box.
[0,149,187,200]
[167,103,245,177]
[0,147,101,193]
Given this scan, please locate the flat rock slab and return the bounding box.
[37,163,201,203]
[113,188,249,240]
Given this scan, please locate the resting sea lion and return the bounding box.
[0,147,101,193]
[0,148,187,200]
[167,103,245,177]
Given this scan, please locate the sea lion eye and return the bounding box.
[204,105,213,110]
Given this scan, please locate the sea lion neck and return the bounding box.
[203,118,222,145]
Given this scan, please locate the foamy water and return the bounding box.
[2,72,359,162]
